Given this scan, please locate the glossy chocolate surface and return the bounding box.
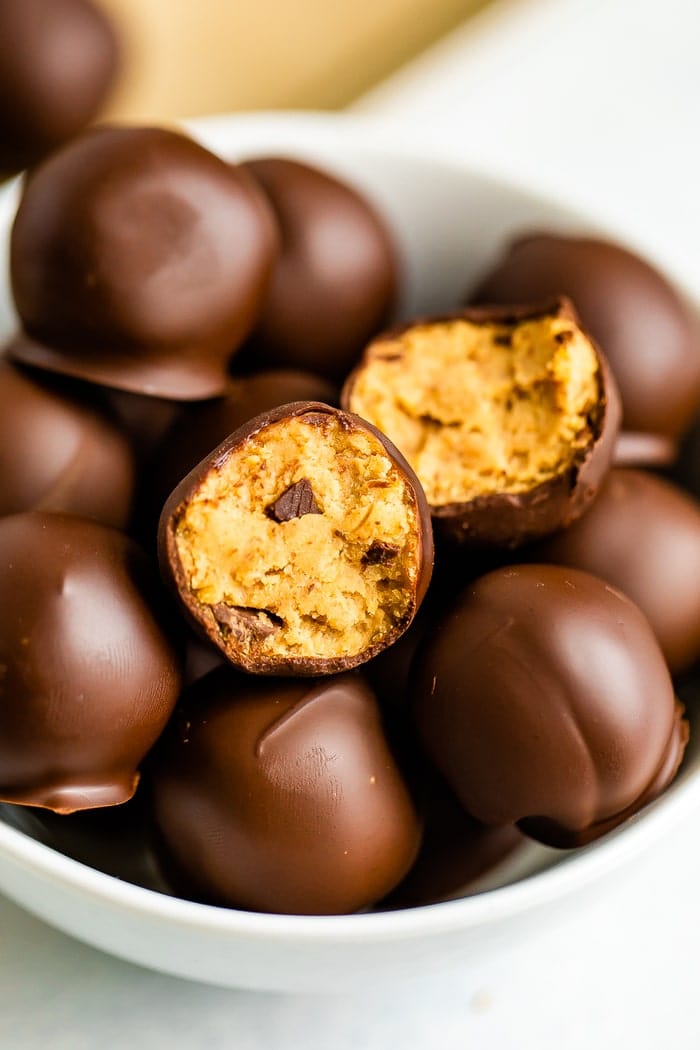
[0,0,119,173]
[413,565,687,847]
[0,513,182,812]
[101,388,182,462]
[241,157,397,380]
[0,358,135,527]
[150,669,421,914]
[613,430,677,468]
[533,469,700,673]
[159,401,434,675]
[10,127,278,398]
[381,771,524,909]
[0,794,172,895]
[471,234,700,438]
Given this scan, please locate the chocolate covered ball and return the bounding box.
[0,0,119,174]
[241,157,397,380]
[470,234,700,440]
[413,565,688,848]
[159,401,433,675]
[10,126,278,398]
[149,369,336,511]
[533,469,700,673]
[343,299,620,547]
[0,513,182,812]
[0,359,135,527]
[381,773,524,909]
[150,669,421,914]
[101,388,183,462]
[613,430,677,469]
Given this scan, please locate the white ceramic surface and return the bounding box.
[0,111,698,993]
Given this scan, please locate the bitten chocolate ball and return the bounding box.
[533,469,700,673]
[0,0,119,174]
[150,669,422,915]
[470,234,700,442]
[413,565,688,848]
[241,157,397,380]
[149,369,336,512]
[343,299,620,547]
[0,359,135,527]
[0,513,182,813]
[159,401,433,675]
[10,127,278,399]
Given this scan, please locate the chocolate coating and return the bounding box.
[533,469,700,673]
[150,669,421,914]
[614,430,677,468]
[0,0,119,173]
[471,234,700,439]
[10,127,278,398]
[0,513,182,813]
[149,369,336,514]
[413,565,687,848]
[0,359,135,527]
[343,299,621,548]
[0,795,171,895]
[241,157,397,380]
[160,401,433,675]
[381,772,524,909]
[101,389,183,462]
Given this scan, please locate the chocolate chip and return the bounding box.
[265,479,322,522]
[212,603,283,639]
[362,542,400,566]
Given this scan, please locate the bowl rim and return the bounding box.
[1,108,699,946]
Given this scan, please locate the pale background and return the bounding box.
[98,0,488,117]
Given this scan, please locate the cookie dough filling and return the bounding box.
[170,409,427,669]
[345,310,601,508]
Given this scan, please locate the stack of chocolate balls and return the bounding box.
[0,121,698,916]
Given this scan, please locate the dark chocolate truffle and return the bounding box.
[533,469,700,673]
[0,359,135,527]
[241,157,397,380]
[470,234,700,440]
[10,126,278,398]
[343,299,620,547]
[0,0,119,174]
[413,565,687,848]
[150,669,422,915]
[0,512,182,813]
[159,401,433,675]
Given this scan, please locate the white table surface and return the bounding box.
[4,1,700,1045]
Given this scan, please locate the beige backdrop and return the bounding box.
[98,0,487,120]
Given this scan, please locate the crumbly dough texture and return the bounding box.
[173,412,422,664]
[347,315,601,507]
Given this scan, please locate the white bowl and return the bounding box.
[0,111,698,993]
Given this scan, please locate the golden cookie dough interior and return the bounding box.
[347,315,601,507]
[173,412,422,664]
